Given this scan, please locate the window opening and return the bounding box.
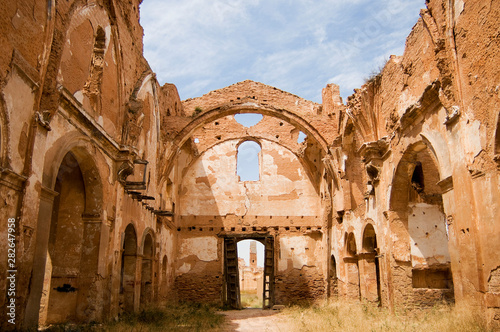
[234,113,263,127]
[237,141,261,181]
[297,131,307,143]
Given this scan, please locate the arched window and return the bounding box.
[237,140,261,181]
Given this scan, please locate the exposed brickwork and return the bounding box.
[275,267,326,305]
[174,273,223,305]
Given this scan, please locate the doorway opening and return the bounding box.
[224,236,274,309]
[237,240,265,308]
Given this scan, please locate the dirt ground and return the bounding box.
[220,308,291,332]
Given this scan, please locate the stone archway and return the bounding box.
[37,150,105,325]
[344,232,360,300]
[388,141,454,307]
[140,232,155,307]
[24,140,105,326]
[329,255,338,298]
[359,223,381,304]
[121,224,138,313]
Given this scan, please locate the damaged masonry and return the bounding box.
[0,0,499,330]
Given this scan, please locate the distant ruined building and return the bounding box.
[0,0,499,329]
[239,242,264,299]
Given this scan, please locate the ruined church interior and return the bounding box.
[0,0,499,329]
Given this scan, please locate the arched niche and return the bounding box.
[360,223,381,304]
[58,5,121,138]
[389,141,453,305]
[161,255,168,299]
[344,232,360,300]
[329,255,338,297]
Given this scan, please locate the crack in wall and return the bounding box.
[243,182,250,217]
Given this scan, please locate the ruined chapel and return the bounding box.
[1,0,500,329]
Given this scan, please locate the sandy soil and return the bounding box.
[220,308,291,332]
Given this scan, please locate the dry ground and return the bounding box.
[40,301,491,331]
[221,308,289,332]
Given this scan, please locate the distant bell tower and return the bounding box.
[250,241,257,268]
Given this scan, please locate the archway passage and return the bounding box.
[237,240,265,308]
[121,224,137,313]
[160,255,168,300]
[224,236,274,309]
[39,152,86,325]
[360,224,381,304]
[329,255,338,298]
[141,233,154,307]
[344,232,360,300]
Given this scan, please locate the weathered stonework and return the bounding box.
[0,0,499,330]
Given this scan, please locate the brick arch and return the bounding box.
[139,227,156,256]
[121,223,138,313]
[389,141,441,214]
[362,222,377,253]
[122,222,139,252]
[140,229,155,307]
[345,232,358,257]
[162,103,330,178]
[42,134,104,217]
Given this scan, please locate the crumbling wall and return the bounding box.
[179,139,319,216]
[175,133,325,304]
[175,234,223,304]
[275,233,326,304]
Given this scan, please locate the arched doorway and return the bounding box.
[121,224,137,313]
[224,236,274,309]
[161,255,168,299]
[360,224,381,304]
[329,255,338,297]
[237,239,265,308]
[344,232,360,300]
[140,233,154,307]
[39,152,87,324]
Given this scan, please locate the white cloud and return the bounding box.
[140,0,425,102]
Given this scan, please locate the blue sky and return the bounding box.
[238,239,264,268]
[140,0,425,102]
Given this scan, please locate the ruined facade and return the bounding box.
[0,0,499,329]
